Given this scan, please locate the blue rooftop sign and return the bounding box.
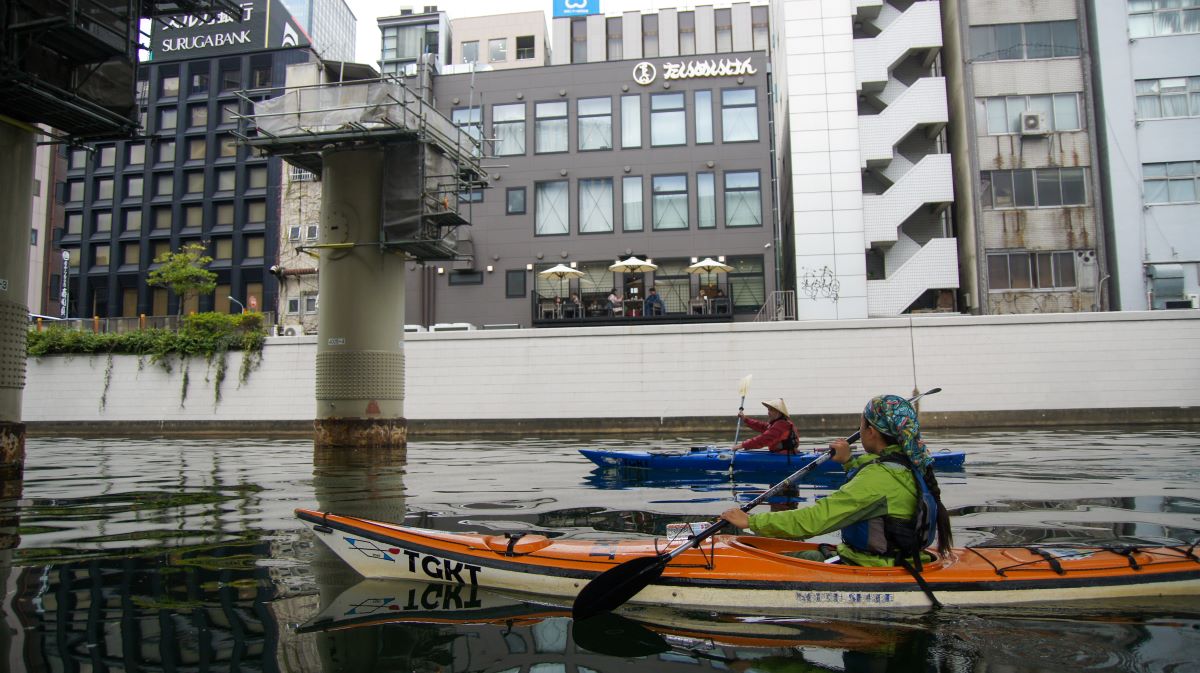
[553,0,600,18]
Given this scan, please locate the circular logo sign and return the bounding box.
[632,61,656,86]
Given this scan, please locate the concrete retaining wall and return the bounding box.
[22,311,1200,434]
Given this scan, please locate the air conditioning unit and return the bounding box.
[1020,111,1049,136]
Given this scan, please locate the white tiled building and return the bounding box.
[772,0,958,320]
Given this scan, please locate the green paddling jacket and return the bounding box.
[745,445,918,567]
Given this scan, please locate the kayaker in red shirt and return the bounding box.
[734,399,799,454]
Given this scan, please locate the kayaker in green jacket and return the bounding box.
[719,394,952,567]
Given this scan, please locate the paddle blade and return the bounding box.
[572,555,666,621]
[737,374,753,397]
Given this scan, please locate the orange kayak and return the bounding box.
[297,508,1200,611]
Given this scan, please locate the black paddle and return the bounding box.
[571,387,942,621]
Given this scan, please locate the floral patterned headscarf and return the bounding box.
[862,394,932,469]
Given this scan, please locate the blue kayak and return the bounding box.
[579,446,966,473]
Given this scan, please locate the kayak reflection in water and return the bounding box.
[720,394,953,567]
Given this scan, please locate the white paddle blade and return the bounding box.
[737,374,753,397]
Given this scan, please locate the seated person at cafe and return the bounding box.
[607,289,624,316]
[644,287,665,315]
[563,294,581,318]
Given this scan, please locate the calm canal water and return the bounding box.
[3,428,1199,672]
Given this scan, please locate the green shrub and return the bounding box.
[28,312,267,359]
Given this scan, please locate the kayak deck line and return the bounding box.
[297,509,1200,610]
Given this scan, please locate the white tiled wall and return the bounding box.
[23,312,1200,423]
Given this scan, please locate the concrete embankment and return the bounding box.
[22,311,1200,437]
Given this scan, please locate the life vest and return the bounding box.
[840,452,938,560]
[767,418,800,454]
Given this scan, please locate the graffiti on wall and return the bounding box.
[799,266,840,301]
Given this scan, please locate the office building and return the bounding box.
[449,11,550,71]
[944,0,1109,315]
[772,0,958,320]
[378,7,452,76]
[281,0,358,62]
[1088,0,1200,310]
[53,0,348,320]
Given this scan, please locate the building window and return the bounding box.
[642,14,659,58]
[216,168,235,191]
[247,200,266,224]
[722,89,759,142]
[752,5,770,51]
[1135,77,1200,119]
[160,73,179,98]
[189,105,208,128]
[492,103,526,155]
[286,297,300,314]
[988,251,1076,290]
[579,178,613,233]
[92,245,110,269]
[123,243,139,265]
[506,269,526,297]
[220,66,240,92]
[488,38,507,62]
[622,176,643,231]
[245,235,265,258]
[696,172,715,229]
[98,146,116,167]
[184,204,202,228]
[69,148,89,170]
[650,93,686,146]
[128,143,145,166]
[578,97,612,151]
[185,171,204,195]
[65,212,82,235]
[214,238,233,260]
[215,203,234,226]
[679,11,696,55]
[981,168,1088,208]
[652,174,688,230]
[94,211,112,233]
[66,180,84,202]
[695,90,713,144]
[728,256,766,311]
[449,271,484,285]
[152,206,171,230]
[303,224,317,240]
[159,107,177,132]
[462,40,478,63]
[157,140,176,163]
[29,228,37,246]
[571,17,587,63]
[969,21,1081,61]
[620,95,641,148]
[725,171,762,227]
[535,101,568,153]
[251,65,271,88]
[1129,0,1200,38]
[124,209,141,232]
[190,71,208,95]
[535,180,569,235]
[606,17,622,60]
[715,8,733,52]
[248,165,268,189]
[458,189,483,204]
[1143,161,1199,204]
[516,35,535,60]
[979,94,1081,134]
[506,187,526,214]
[125,176,143,199]
[220,103,239,125]
[96,177,114,200]
[188,137,206,161]
[302,293,318,313]
[155,174,173,198]
[288,225,301,241]
[217,135,237,158]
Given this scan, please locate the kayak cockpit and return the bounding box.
[728,535,946,571]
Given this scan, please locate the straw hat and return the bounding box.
[761,399,789,417]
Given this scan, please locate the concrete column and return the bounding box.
[0,121,34,477]
[313,148,407,449]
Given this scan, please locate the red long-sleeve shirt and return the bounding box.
[740,417,797,452]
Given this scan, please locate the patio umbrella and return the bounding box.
[537,263,584,297]
[685,257,734,289]
[608,256,658,273]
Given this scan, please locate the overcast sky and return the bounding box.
[343,0,724,66]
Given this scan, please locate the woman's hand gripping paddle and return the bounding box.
[571,387,942,621]
[729,374,752,475]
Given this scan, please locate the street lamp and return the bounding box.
[228,295,246,313]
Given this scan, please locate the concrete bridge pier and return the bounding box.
[313,147,408,449]
[0,121,34,479]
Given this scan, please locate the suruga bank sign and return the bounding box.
[150,0,308,61]
[632,56,757,86]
